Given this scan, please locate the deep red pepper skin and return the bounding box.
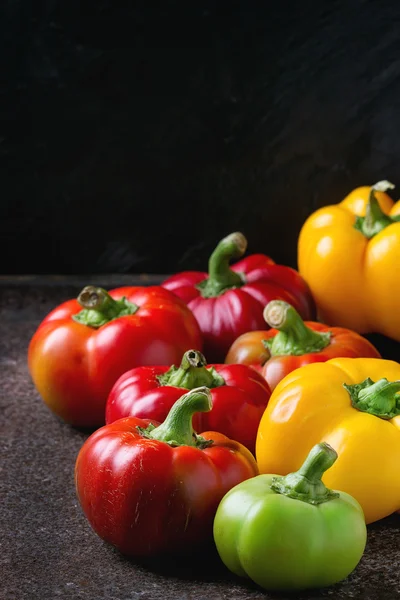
[226,321,381,391]
[106,362,271,454]
[28,286,202,428]
[163,254,315,362]
[75,417,258,557]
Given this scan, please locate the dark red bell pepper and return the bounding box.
[75,387,258,557]
[106,349,271,453]
[28,285,202,428]
[225,300,381,390]
[162,232,315,362]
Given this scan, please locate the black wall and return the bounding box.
[2,1,400,275]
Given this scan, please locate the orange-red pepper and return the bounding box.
[225,300,380,390]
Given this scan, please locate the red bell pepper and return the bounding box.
[162,232,315,362]
[225,300,381,390]
[106,349,271,453]
[28,285,202,428]
[75,387,258,557]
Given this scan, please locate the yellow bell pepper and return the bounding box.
[298,181,400,340]
[255,357,400,524]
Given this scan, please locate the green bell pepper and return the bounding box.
[213,442,367,592]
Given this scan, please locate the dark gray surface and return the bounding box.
[2,278,400,600]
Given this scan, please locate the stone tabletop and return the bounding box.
[2,277,400,600]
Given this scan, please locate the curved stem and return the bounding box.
[196,233,247,298]
[263,301,331,356]
[270,443,339,505]
[354,181,398,239]
[344,377,400,419]
[138,387,214,448]
[158,350,225,389]
[72,286,139,328]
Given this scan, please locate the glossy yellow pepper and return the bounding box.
[255,357,400,524]
[298,181,400,340]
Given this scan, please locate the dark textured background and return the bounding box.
[2,0,400,274]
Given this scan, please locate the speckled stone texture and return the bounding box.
[2,278,400,600]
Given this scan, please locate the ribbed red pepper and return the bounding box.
[162,232,315,362]
[76,387,258,557]
[28,285,202,427]
[106,349,271,454]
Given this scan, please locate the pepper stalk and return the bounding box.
[196,233,247,298]
[73,286,139,328]
[158,350,225,389]
[270,442,339,505]
[138,386,214,449]
[344,377,400,419]
[354,180,399,239]
[263,300,331,356]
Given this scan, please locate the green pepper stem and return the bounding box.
[270,443,339,505]
[72,286,139,328]
[139,387,214,448]
[158,350,225,389]
[354,181,398,239]
[344,377,400,419]
[196,233,247,298]
[263,301,331,356]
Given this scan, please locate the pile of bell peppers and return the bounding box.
[27,203,400,592]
